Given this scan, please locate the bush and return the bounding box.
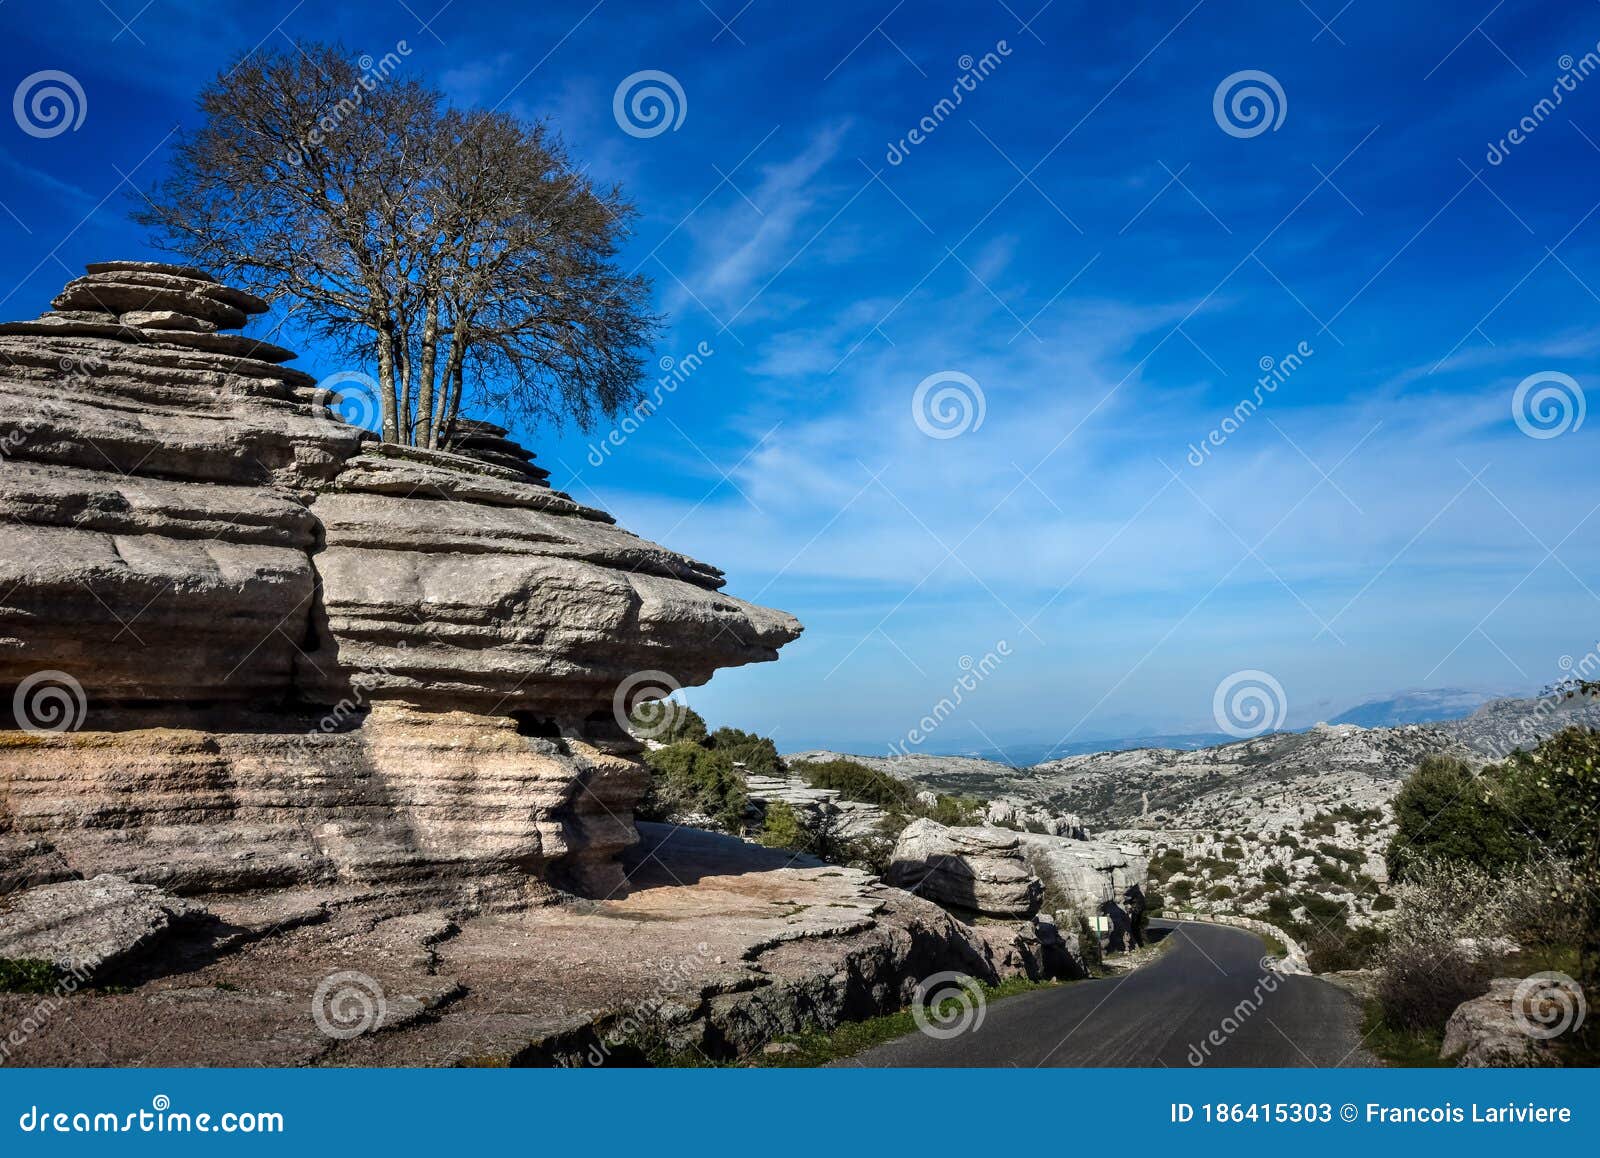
[0,958,59,994]
[629,702,708,745]
[708,727,784,776]
[757,801,808,850]
[796,759,916,808]
[921,793,985,827]
[1387,755,1523,880]
[1306,924,1388,973]
[1372,859,1575,1030]
[640,743,746,832]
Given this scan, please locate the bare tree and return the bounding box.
[135,43,658,446]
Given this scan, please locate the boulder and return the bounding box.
[885,820,1043,918]
[1013,831,1148,926]
[0,875,208,974]
[1441,976,1581,1066]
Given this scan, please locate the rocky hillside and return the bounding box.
[791,694,1600,956]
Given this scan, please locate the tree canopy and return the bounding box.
[136,43,658,446]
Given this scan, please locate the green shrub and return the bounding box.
[922,793,985,827]
[708,727,784,776]
[640,743,746,831]
[628,702,708,745]
[1371,893,1397,911]
[797,759,916,808]
[758,801,809,851]
[1387,755,1525,880]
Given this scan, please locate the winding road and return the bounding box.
[838,920,1374,1067]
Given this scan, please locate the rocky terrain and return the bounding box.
[0,825,1063,1066]
[792,695,1600,944]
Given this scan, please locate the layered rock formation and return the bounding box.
[0,261,801,905]
[1013,831,1149,927]
[884,820,1043,919]
[0,825,1058,1066]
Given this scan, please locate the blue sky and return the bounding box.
[2,0,1597,757]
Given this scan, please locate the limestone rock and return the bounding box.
[1014,831,1149,926]
[884,819,1043,918]
[119,309,217,332]
[0,262,801,905]
[53,271,260,329]
[1441,977,1575,1066]
[0,875,208,974]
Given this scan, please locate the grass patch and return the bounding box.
[746,976,1065,1067]
[1360,1001,1451,1067]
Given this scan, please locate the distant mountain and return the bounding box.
[1328,688,1508,729]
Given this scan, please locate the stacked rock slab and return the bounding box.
[884,819,1044,919]
[0,261,801,904]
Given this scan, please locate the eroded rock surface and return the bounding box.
[0,875,208,974]
[0,263,800,904]
[0,826,1038,1067]
[884,819,1043,919]
[1440,976,1577,1066]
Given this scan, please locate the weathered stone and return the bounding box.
[0,875,208,974]
[139,329,298,364]
[1441,977,1576,1066]
[87,259,218,284]
[885,819,1043,918]
[119,309,217,332]
[1014,831,1149,926]
[53,272,257,329]
[0,826,1009,1066]
[0,263,801,906]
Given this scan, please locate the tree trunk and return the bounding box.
[416,295,440,448]
[375,324,399,442]
[431,318,469,448]
[395,303,413,446]
[442,355,466,441]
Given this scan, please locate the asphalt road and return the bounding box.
[838,920,1373,1067]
